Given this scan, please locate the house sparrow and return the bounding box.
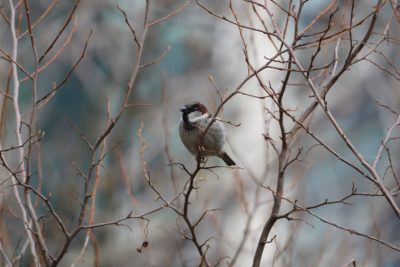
[179,102,235,166]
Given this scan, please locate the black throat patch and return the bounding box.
[182,112,195,130]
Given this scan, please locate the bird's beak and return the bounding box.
[180,106,188,113]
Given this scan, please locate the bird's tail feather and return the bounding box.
[219,152,235,166]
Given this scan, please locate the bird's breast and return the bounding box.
[179,119,225,156]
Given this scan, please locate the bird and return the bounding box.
[179,102,235,166]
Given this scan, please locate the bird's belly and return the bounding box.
[179,124,224,156]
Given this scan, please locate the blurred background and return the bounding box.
[0,0,400,266]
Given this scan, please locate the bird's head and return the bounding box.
[180,102,210,123]
[180,102,208,115]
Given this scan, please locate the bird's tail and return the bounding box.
[219,152,236,166]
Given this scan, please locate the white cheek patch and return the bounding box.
[188,111,202,121]
[188,111,209,123]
